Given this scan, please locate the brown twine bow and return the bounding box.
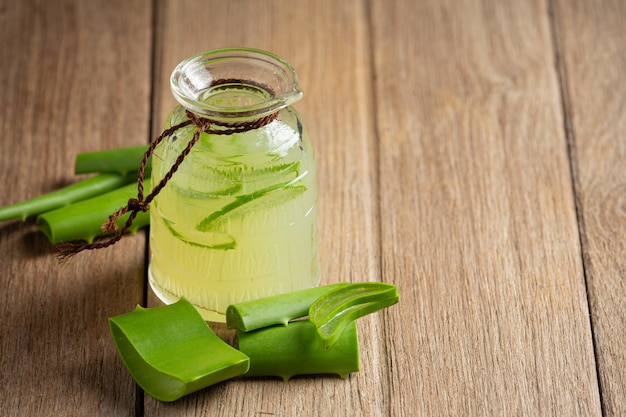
[54,108,278,262]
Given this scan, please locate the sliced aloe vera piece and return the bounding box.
[195,181,306,232]
[309,283,399,349]
[226,283,351,332]
[109,298,250,402]
[237,320,359,381]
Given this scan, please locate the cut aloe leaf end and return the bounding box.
[237,320,359,381]
[309,282,399,349]
[225,283,352,332]
[36,180,152,243]
[109,298,250,402]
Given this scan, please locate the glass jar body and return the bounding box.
[148,104,320,322]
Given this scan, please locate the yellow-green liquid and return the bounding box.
[148,107,319,322]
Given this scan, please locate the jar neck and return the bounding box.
[186,107,280,134]
[170,48,303,123]
[183,79,280,125]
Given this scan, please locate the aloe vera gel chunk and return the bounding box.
[109,298,249,402]
[309,282,399,348]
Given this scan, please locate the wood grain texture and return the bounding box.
[2,0,624,415]
[0,0,152,415]
[552,0,626,415]
[146,0,383,416]
[371,0,601,415]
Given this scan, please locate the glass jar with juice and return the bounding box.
[148,48,320,322]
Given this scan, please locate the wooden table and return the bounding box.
[1,0,624,415]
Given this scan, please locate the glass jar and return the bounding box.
[148,48,320,322]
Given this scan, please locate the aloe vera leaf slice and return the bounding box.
[195,181,306,232]
[226,283,352,332]
[162,218,237,250]
[109,298,250,402]
[237,320,359,381]
[309,282,399,348]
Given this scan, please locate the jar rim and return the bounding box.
[170,47,303,121]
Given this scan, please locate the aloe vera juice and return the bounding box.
[148,107,320,322]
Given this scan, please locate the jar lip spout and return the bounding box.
[171,48,303,121]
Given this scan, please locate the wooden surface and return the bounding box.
[1,0,624,416]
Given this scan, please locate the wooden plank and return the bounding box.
[552,0,626,415]
[371,0,602,415]
[0,0,153,415]
[145,0,384,415]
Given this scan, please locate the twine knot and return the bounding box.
[186,111,213,132]
[127,198,150,213]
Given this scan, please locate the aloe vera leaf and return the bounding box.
[75,145,150,175]
[309,283,399,348]
[0,173,137,222]
[109,298,250,402]
[195,181,306,232]
[237,320,359,381]
[225,283,352,332]
[36,180,151,243]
